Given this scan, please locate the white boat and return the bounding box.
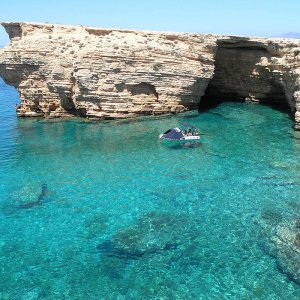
[159,124,200,141]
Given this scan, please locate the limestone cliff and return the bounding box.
[0,22,300,128]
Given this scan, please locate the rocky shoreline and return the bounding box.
[0,22,300,129]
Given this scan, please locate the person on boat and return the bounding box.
[183,130,187,136]
[192,129,199,136]
[188,129,192,136]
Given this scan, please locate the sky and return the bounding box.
[1,0,300,45]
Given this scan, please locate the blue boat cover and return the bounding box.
[162,128,184,140]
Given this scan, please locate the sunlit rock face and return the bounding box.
[0,22,300,128]
[0,22,215,119]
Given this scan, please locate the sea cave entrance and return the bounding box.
[200,39,289,113]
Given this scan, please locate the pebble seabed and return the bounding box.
[0,78,300,299]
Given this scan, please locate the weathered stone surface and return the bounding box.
[0,22,300,128]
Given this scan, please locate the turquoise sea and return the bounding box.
[1,77,300,299]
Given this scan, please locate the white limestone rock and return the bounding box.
[0,22,300,128]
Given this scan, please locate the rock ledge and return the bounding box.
[0,22,300,128]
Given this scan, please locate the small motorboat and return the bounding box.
[159,123,200,141]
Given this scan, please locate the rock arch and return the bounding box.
[201,38,290,111]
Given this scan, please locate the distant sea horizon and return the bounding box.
[274,32,300,39]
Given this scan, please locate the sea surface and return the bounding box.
[0,77,300,299]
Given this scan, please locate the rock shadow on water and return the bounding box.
[165,142,202,150]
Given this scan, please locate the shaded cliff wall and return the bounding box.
[0,22,300,128]
[203,37,300,129]
[203,41,286,102]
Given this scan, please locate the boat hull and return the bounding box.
[159,134,200,141]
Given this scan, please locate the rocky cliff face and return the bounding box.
[0,22,300,128]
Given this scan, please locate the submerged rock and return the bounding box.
[261,207,283,225]
[258,209,300,285]
[2,183,49,214]
[16,183,48,209]
[20,287,46,300]
[10,183,45,204]
[97,212,199,260]
[84,213,109,239]
[270,223,300,284]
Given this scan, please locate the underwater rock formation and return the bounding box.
[97,212,199,260]
[0,22,300,128]
[16,183,48,209]
[258,208,300,285]
[1,183,48,215]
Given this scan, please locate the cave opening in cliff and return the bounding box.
[200,39,289,113]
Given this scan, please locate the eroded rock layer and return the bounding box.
[0,22,300,128]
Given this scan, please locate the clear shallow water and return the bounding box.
[0,78,300,299]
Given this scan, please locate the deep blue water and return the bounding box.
[0,77,300,299]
